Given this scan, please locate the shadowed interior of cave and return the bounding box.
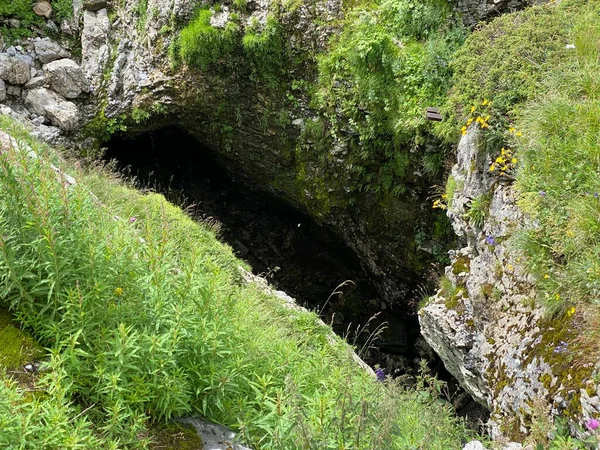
[102,126,488,427]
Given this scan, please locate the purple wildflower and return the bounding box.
[485,236,496,246]
[595,193,599,199]
[539,191,546,197]
[129,217,137,223]
[375,368,385,382]
[587,418,599,431]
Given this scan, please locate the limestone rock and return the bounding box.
[420,127,600,441]
[33,37,70,64]
[177,418,252,450]
[43,59,86,98]
[0,54,31,85]
[32,1,53,18]
[24,76,46,90]
[0,79,5,102]
[25,88,79,131]
[6,85,22,98]
[81,8,111,88]
[83,0,108,11]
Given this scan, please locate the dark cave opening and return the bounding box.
[102,126,489,427]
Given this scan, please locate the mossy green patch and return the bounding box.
[0,309,44,371]
[150,422,204,450]
[451,254,470,276]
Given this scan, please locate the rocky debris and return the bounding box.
[33,37,70,64]
[81,8,111,88]
[43,58,87,98]
[0,54,32,85]
[25,88,79,131]
[0,79,5,102]
[33,1,53,18]
[177,418,252,450]
[83,0,109,11]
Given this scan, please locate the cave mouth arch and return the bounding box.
[101,126,488,427]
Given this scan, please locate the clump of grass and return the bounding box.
[465,192,492,230]
[178,9,241,71]
[0,116,474,448]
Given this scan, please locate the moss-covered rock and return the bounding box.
[0,308,43,371]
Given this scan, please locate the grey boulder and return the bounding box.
[33,38,70,64]
[0,53,31,85]
[0,79,5,102]
[43,59,86,98]
[25,88,79,131]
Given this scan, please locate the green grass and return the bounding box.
[437,0,585,142]
[0,116,474,448]
[513,1,600,316]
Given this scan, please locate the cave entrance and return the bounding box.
[102,126,488,427]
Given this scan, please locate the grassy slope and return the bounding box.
[0,116,473,448]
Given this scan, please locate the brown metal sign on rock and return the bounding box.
[426,107,443,121]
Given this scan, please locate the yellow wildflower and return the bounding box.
[114,287,124,296]
[482,99,489,106]
[489,164,496,172]
[511,158,517,164]
[461,126,467,135]
[567,307,576,317]
[544,274,550,279]
[508,127,516,133]
[516,131,523,137]
[467,118,474,125]
[470,106,476,113]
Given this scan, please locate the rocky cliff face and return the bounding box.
[419,128,600,441]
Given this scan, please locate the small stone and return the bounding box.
[33,1,53,18]
[24,76,45,90]
[8,19,21,28]
[462,441,486,450]
[31,116,47,126]
[6,85,21,97]
[0,79,5,102]
[0,53,32,85]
